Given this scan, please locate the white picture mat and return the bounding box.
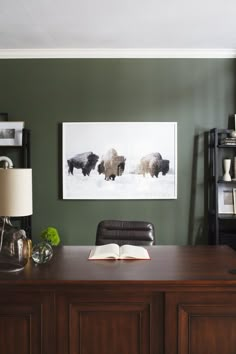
[233,188,236,214]
[62,122,177,200]
[0,121,24,146]
[218,184,234,214]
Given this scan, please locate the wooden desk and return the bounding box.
[1,245,236,354]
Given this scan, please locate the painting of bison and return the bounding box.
[97,148,126,180]
[138,152,169,178]
[67,152,99,176]
[62,122,177,199]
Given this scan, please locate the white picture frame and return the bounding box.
[218,184,234,214]
[233,188,236,214]
[0,121,24,146]
[62,122,177,200]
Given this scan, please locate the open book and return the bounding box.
[88,243,150,260]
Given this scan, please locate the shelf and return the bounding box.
[218,144,236,148]
[209,128,236,247]
[214,128,232,134]
[209,210,236,219]
[218,179,236,184]
[220,231,236,237]
[218,213,236,220]
[0,144,26,148]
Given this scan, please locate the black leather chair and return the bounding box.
[96,220,155,246]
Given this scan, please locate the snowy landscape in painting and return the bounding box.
[62,122,177,199]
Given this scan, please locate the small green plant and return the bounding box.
[40,227,60,246]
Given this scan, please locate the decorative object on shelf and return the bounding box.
[223,159,232,181]
[0,121,24,146]
[233,188,236,214]
[220,135,236,145]
[218,185,234,214]
[229,114,236,138]
[0,156,33,271]
[0,156,13,168]
[230,130,236,138]
[232,157,236,181]
[32,227,60,264]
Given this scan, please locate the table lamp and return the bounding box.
[0,156,32,272]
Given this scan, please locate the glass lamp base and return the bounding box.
[0,219,29,272]
[0,262,24,272]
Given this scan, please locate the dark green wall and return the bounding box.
[0,59,235,245]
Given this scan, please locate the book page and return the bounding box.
[88,243,120,259]
[119,245,150,259]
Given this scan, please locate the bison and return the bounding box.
[139,152,169,178]
[67,152,99,176]
[98,148,126,181]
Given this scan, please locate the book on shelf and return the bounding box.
[220,138,236,145]
[88,243,150,260]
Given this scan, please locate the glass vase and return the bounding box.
[32,241,53,264]
[223,159,231,181]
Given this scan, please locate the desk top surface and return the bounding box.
[1,245,236,286]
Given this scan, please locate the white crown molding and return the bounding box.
[0,48,235,59]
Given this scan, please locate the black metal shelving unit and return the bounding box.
[0,128,32,239]
[208,128,236,249]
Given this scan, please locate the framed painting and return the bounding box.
[233,188,236,214]
[0,121,24,146]
[62,122,177,200]
[218,184,234,214]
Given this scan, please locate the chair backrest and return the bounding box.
[96,220,155,246]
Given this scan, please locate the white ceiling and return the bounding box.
[1,0,236,57]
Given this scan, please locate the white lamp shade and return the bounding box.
[0,168,32,217]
